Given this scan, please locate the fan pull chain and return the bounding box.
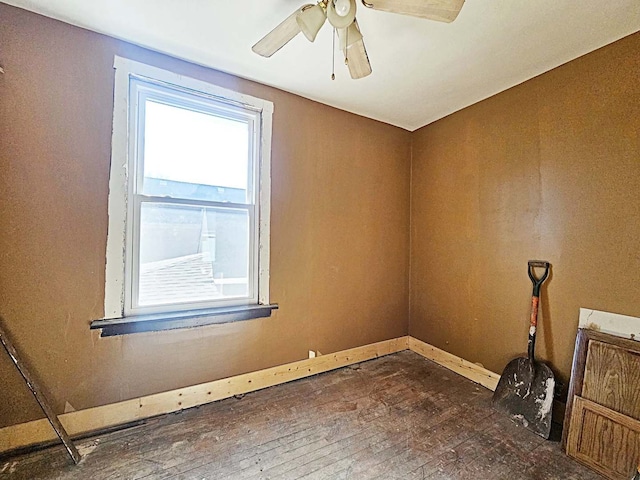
[331,28,336,80]
[344,27,349,65]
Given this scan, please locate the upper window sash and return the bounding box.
[130,78,260,206]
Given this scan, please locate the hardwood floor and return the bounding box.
[1,351,603,479]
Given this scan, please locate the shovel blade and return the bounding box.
[492,357,555,439]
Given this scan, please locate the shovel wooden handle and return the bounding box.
[527,261,550,362]
[530,297,540,328]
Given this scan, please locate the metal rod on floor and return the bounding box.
[0,321,81,464]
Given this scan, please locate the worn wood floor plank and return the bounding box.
[200,383,417,478]
[161,371,415,479]
[1,351,603,480]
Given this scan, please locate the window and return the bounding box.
[99,57,274,332]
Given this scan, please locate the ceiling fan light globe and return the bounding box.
[327,0,356,28]
[296,4,327,42]
[334,0,351,16]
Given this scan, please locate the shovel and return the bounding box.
[492,260,555,439]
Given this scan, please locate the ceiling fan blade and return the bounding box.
[362,0,465,23]
[252,5,313,57]
[345,36,372,79]
[336,20,362,50]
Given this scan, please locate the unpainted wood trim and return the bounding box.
[408,336,500,391]
[0,336,409,455]
[408,338,567,426]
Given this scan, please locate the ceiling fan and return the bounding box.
[252,0,466,80]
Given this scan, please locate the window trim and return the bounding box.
[103,56,273,320]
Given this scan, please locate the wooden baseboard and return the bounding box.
[408,336,500,391]
[2,335,563,455]
[408,337,568,424]
[0,336,409,455]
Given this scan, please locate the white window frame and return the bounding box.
[103,57,273,319]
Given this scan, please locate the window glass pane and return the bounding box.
[138,203,250,307]
[141,100,250,203]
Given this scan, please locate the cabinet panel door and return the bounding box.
[583,340,640,420]
[566,396,640,480]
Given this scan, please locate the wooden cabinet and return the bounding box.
[563,329,640,479]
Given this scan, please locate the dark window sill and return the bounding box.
[90,304,278,337]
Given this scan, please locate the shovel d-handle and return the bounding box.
[527,260,550,362]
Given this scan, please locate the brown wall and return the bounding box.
[0,4,411,427]
[2,2,638,431]
[409,32,640,392]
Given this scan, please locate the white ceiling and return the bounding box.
[4,0,640,130]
